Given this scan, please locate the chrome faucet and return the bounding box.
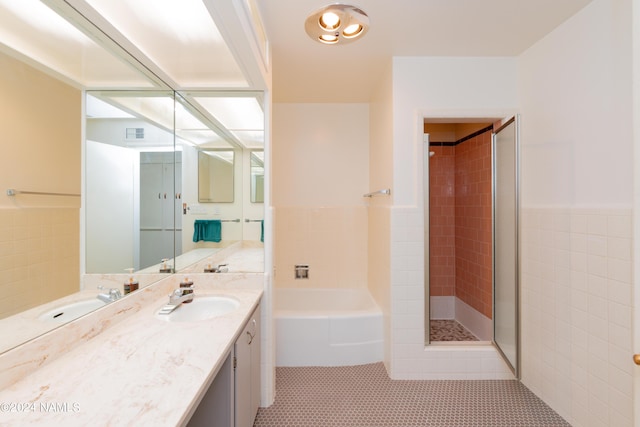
[205,263,229,273]
[169,287,194,305]
[157,286,195,315]
[96,287,123,303]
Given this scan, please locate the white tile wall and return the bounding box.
[521,207,633,427]
[388,206,513,380]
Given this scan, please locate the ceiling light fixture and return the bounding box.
[305,4,369,45]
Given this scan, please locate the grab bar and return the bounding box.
[363,189,390,198]
[7,189,80,197]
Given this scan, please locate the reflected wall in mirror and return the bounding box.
[0,50,81,322]
[198,150,235,203]
[250,151,265,203]
[85,91,179,274]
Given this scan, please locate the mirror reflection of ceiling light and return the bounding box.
[84,0,247,87]
[305,4,369,45]
[193,96,264,147]
[0,0,153,87]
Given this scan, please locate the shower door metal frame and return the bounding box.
[491,115,521,378]
[423,133,431,345]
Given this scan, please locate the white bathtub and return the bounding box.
[275,288,383,367]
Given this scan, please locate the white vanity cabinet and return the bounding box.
[234,304,261,427]
[187,353,234,427]
[187,303,261,427]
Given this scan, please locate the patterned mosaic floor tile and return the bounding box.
[430,319,479,342]
[254,363,570,427]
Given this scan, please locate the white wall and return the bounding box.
[392,57,518,206]
[518,0,632,208]
[85,141,137,273]
[518,0,634,425]
[368,61,393,370]
[388,57,518,379]
[272,103,370,207]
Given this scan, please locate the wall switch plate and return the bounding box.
[188,205,207,214]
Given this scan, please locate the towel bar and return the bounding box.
[7,189,80,197]
[363,189,390,198]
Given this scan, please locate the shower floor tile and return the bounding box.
[253,363,570,427]
[430,319,479,342]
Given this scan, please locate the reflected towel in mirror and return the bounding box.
[193,219,222,242]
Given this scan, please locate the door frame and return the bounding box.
[421,111,520,379]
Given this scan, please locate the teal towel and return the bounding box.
[193,219,222,242]
[260,220,264,242]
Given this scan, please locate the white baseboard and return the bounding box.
[429,296,455,319]
[455,298,492,341]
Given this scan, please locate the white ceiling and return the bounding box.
[255,0,593,103]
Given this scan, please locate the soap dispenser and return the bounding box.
[159,258,173,273]
[204,259,216,273]
[123,268,139,295]
[180,277,194,303]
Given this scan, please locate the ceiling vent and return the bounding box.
[125,127,145,140]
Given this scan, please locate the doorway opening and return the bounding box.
[423,116,519,376]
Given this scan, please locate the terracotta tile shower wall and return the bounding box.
[428,131,493,319]
[454,132,493,318]
[429,146,456,296]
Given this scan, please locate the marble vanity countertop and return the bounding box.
[0,284,263,427]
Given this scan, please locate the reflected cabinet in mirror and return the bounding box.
[198,150,235,203]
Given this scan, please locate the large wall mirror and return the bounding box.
[199,150,236,203]
[85,91,264,274]
[0,0,267,354]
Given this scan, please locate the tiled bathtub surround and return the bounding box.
[274,206,368,289]
[520,207,633,427]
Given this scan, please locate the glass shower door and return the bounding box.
[492,116,519,376]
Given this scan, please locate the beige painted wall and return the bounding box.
[272,103,369,288]
[0,52,81,318]
[368,62,393,368]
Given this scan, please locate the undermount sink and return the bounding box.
[156,296,240,322]
[39,299,107,323]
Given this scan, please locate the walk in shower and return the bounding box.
[423,116,519,376]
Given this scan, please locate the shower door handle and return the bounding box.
[634,354,640,365]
